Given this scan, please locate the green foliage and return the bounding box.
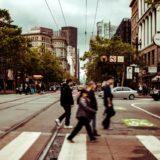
[0,9,66,87]
[82,36,135,82]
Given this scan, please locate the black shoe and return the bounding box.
[90,137,97,143]
[67,137,75,143]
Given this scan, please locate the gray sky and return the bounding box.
[0,0,131,55]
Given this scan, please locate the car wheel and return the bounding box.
[129,94,135,100]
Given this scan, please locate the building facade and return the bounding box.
[23,27,53,53]
[61,26,79,79]
[115,18,131,44]
[52,31,69,71]
[137,0,160,83]
[97,20,117,39]
[130,0,139,44]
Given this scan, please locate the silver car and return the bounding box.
[112,87,138,100]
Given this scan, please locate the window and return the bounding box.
[148,52,151,65]
[115,87,123,92]
[122,87,130,91]
[152,50,155,65]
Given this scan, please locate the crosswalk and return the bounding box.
[0,132,160,160]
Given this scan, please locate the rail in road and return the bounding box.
[0,94,56,111]
[0,96,60,139]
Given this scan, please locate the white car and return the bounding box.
[112,87,138,100]
[98,87,138,100]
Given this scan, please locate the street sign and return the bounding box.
[153,33,160,46]
[126,67,133,79]
[109,56,117,62]
[117,56,124,63]
[123,119,155,127]
[135,67,140,73]
[148,67,157,73]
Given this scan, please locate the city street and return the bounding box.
[0,93,160,159]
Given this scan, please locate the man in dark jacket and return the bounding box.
[87,81,100,136]
[102,76,114,129]
[55,79,74,128]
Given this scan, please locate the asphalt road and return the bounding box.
[0,94,160,160]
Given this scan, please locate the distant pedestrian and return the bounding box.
[102,76,115,129]
[55,79,74,129]
[67,89,97,143]
[86,81,100,136]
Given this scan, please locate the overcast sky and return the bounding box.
[0,0,131,55]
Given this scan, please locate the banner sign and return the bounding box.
[126,67,133,79]
[117,56,124,63]
[109,56,117,62]
[148,67,157,73]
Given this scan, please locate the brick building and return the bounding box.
[115,18,131,44]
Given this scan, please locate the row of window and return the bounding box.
[143,50,155,66]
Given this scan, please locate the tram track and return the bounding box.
[0,99,60,139]
[0,94,54,111]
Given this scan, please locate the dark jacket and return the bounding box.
[103,85,113,107]
[88,90,98,111]
[60,83,74,107]
[76,97,96,120]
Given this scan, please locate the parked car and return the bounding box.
[112,87,138,100]
[98,87,138,100]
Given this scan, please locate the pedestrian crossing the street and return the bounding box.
[0,132,160,160]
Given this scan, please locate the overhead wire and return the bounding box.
[57,0,67,26]
[85,0,88,49]
[92,0,100,36]
[44,0,59,30]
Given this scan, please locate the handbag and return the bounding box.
[106,106,116,117]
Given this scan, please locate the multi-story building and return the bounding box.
[52,31,69,71]
[97,20,117,39]
[115,18,131,44]
[23,27,53,53]
[130,0,139,44]
[137,0,160,83]
[61,26,79,79]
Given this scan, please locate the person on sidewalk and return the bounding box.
[67,89,97,143]
[102,76,115,129]
[55,79,74,129]
[86,81,100,136]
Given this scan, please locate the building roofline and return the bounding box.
[130,0,136,7]
[22,32,52,37]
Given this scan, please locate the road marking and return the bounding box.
[0,132,41,160]
[131,103,160,120]
[58,134,87,160]
[123,119,155,127]
[115,106,126,111]
[137,135,160,160]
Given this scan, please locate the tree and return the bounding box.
[81,36,135,84]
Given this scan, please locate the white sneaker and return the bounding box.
[64,125,73,129]
[55,119,61,126]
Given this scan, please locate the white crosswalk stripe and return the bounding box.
[0,132,41,160]
[137,135,160,160]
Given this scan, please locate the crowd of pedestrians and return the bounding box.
[55,76,116,143]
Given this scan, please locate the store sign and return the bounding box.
[148,67,157,73]
[153,33,160,46]
[126,67,133,79]
[109,56,117,62]
[117,56,124,63]
[135,67,140,73]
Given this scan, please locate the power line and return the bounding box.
[85,0,88,49]
[44,0,59,30]
[57,0,67,26]
[92,0,100,36]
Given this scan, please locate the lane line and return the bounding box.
[58,134,87,160]
[0,132,41,160]
[131,103,160,120]
[137,135,160,160]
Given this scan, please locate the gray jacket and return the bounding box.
[76,97,96,119]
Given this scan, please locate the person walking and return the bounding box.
[102,76,115,129]
[55,79,74,129]
[86,81,100,136]
[67,89,97,143]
